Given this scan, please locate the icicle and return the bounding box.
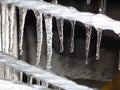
[87,0,91,5]
[34,11,43,66]
[52,0,58,3]
[85,25,92,64]
[56,18,64,53]
[44,14,53,71]
[8,4,15,56]
[99,0,107,14]
[19,7,27,82]
[96,29,103,60]
[0,4,2,51]
[70,21,76,53]
[19,8,27,55]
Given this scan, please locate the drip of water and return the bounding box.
[70,21,76,53]
[44,14,53,71]
[56,18,64,53]
[96,29,103,60]
[87,0,91,5]
[85,25,92,64]
[99,0,107,14]
[19,8,27,56]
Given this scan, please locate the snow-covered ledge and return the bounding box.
[0,0,120,34]
[0,52,95,90]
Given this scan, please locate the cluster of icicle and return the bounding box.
[0,0,120,86]
[0,3,18,80]
[0,52,95,90]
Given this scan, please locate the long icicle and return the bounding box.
[34,11,43,66]
[19,8,27,82]
[44,14,53,71]
[56,18,64,53]
[85,25,92,64]
[19,8,27,56]
[70,21,76,53]
[53,0,64,53]
[96,29,103,60]
[96,0,107,60]
[0,4,2,51]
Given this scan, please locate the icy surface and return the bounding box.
[56,18,64,53]
[19,8,27,55]
[70,21,76,53]
[44,14,53,71]
[0,53,94,90]
[85,25,92,64]
[0,79,52,90]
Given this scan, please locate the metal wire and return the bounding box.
[0,0,120,34]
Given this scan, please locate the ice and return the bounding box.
[34,11,43,66]
[96,29,103,60]
[44,14,53,71]
[18,7,27,82]
[8,5,15,56]
[41,80,49,88]
[99,0,107,14]
[87,0,91,5]
[85,25,92,64]
[70,21,76,53]
[19,8,27,55]
[56,18,64,53]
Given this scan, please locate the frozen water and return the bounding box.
[56,18,64,53]
[34,10,43,66]
[96,29,103,60]
[85,25,92,64]
[70,21,76,53]
[19,8,27,55]
[44,14,53,71]
[8,5,15,55]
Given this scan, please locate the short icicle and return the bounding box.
[44,14,53,71]
[85,25,92,64]
[56,18,64,53]
[70,21,76,53]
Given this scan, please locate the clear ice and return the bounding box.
[85,25,92,64]
[34,11,43,66]
[44,14,53,71]
[70,21,76,53]
[19,8,27,55]
[96,29,103,60]
[56,18,64,53]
